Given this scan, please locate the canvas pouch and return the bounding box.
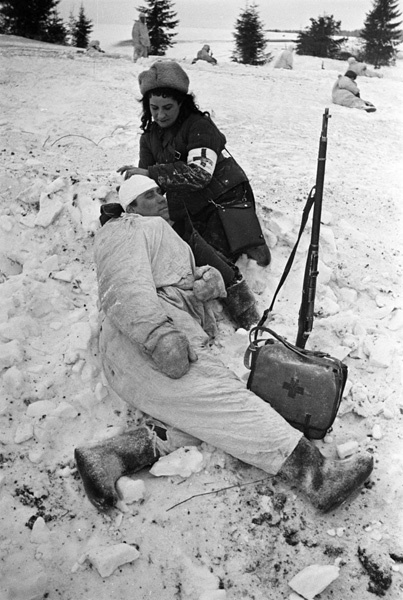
[244,326,348,439]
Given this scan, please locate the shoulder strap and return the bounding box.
[257,186,316,329]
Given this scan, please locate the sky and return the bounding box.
[57,0,387,31]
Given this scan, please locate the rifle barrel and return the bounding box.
[296,109,330,348]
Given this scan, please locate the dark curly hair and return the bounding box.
[139,87,210,132]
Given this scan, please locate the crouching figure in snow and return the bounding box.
[191,44,218,65]
[74,207,374,514]
[273,46,294,70]
[332,70,376,113]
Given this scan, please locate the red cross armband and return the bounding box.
[187,147,217,176]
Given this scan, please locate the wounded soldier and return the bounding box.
[74,184,373,514]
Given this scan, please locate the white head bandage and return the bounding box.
[119,175,158,210]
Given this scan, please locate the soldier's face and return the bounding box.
[127,187,170,220]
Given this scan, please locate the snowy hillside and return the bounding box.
[0,34,402,600]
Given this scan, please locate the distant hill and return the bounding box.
[266,28,361,37]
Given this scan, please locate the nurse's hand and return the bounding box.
[117,165,149,180]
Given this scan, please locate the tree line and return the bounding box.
[0,0,401,68]
[0,0,93,48]
[234,0,401,67]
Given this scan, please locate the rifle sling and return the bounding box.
[257,186,316,330]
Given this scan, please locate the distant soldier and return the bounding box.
[274,46,294,70]
[332,70,376,112]
[192,45,217,65]
[86,40,105,55]
[346,56,383,78]
[132,9,151,62]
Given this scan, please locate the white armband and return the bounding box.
[187,147,217,176]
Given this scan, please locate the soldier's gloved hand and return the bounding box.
[151,331,198,378]
[193,266,226,302]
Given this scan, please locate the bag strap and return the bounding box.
[257,186,316,331]
[245,324,330,369]
[250,325,312,358]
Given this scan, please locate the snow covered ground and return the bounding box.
[0,34,402,600]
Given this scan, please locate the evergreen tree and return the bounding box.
[232,3,267,65]
[42,8,67,44]
[360,0,402,67]
[70,3,93,48]
[141,0,178,56]
[0,0,65,41]
[296,14,347,58]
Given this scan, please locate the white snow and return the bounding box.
[0,33,402,600]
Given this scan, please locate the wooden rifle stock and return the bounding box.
[295,109,331,348]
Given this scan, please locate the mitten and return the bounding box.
[152,331,197,379]
[193,265,226,302]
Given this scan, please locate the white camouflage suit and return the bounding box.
[94,214,302,474]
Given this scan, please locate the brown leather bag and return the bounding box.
[244,326,347,440]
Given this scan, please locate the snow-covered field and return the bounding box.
[0,33,402,600]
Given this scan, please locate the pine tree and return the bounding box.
[0,0,64,41]
[296,15,347,58]
[42,8,67,44]
[70,3,93,48]
[141,0,179,56]
[232,3,267,65]
[360,0,402,67]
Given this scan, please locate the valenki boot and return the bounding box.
[75,426,161,512]
[278,436,374,512]
[224,278,260,330]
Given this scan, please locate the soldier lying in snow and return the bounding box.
[332,70,376,113]
[74,179,374,514]
[346,56,383,78]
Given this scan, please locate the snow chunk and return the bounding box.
[0,339,24,371]
[336,440,359,459]
[50,401,78,419]
[3,365,25,398]
[0,315,40,342]
[180,555,224,599]
[34,192,64,227]
[366,335,393,368]
[387,308,403,331]
[14,422,34,443]
[339,287,358,306]
[289,564,340,599]
[45,177,66,194]
[51,269,74,283]
[116,477,146,504]
[328,345,351,361]
[68,321,93,352]
[26,400,57,418]
[372,424,383,440]
[319,226,337,257]
[2,566,48,600]
[0,215,14,233]
[150,446,204,478]
[31,516,51,544]
[86,543,140,577]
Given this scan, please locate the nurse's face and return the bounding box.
[149,94,181,129]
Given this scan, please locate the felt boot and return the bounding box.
[278,436,374,512]
[75,426,161,512]
[246,243,271,267]
[224,278,260,330]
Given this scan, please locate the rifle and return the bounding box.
[295,108,331,348]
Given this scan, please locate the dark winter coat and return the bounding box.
[138,112,249,223]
